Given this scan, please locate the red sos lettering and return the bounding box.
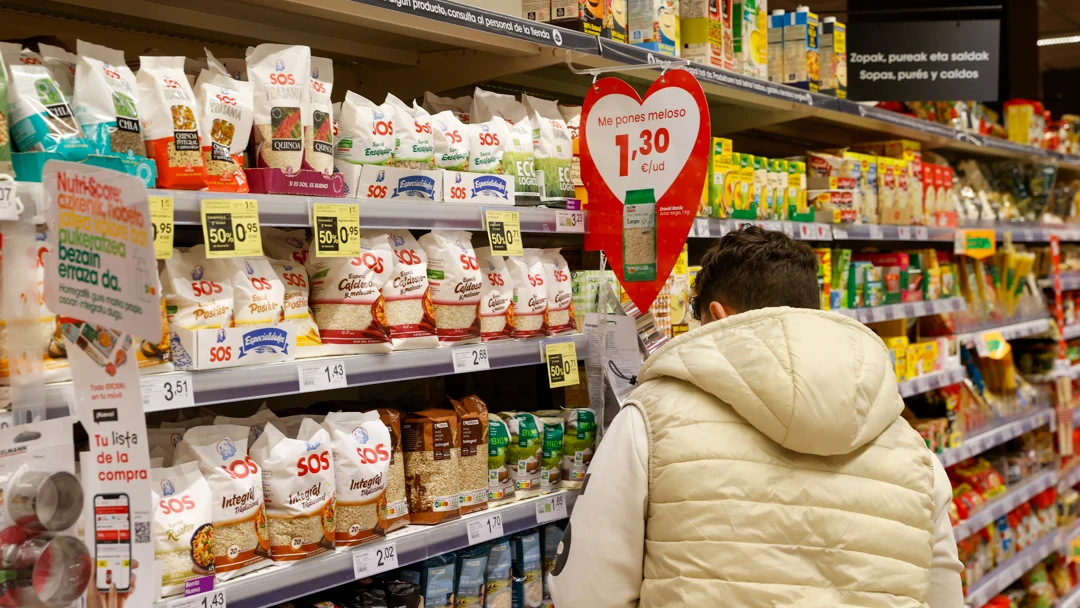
[356,443,390,464]
[312,80,326,94]
[446,130,463,144]
[528,273,544,287]
[367,185,388,198]
[459,254,479,271]
[395,249,422,265]
[450,186,467,200]
[210,346,232,362]
[250,277,272,290]
[163,78,182,89]
[103,67,121,80]
[554,269,569,282]
[372,121,393,136]
[282,272,307,288]
[297,451,331,476]
[159,495,196,515]
[350,252,385,273]
[269,73,295,85]
[478,132,500,146]
[215,93,237,105]
[222,456,259,479]
[414,121,432,134]
[191,281,223,297]
[487,272,505,286]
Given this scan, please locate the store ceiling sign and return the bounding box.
[847,20,1000,101]
[580,69,710,312]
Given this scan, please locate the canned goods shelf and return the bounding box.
[938,407,1054,468]
[952,470,1057,541]
[898,367,967,398]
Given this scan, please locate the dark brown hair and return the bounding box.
[691,225,820,320]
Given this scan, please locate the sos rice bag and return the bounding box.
[467,117,510,174]
[137,56,207,188]
[475,247,513,342]
[304,56,334,174]
[418,230,481,345]
[161,246,234,330]
[451,395,489,516]
[499,412,542,499]
[269,259,321,349]
[402,409,461,525]
[506,250,547,339]
[322,410,391,546]
[385,93,433,169]
[540,248,575,335]
[560,408,596,489]
[471,88,536,196]
[173,425,271,579]
[250,419,336,561]
[335,91,394,166]
[431,110,469,170]
[224,257,284,328]
[261,226,309,266]
[423,91,471,123]
[1,44,90,157]
[194,69,254,192]
[213,406,279,447]
[151,461,215,597]
[384,230,437,350]
[247,44,310,174]
[39,44,76,98]
[523,93,574,200]
[305,232,394,355]
[487,414,516,506]
[376,408,410,532]
[72,40,147,159]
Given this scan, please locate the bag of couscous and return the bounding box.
[323,411,391,546]
[247,44,310,174]
[540,248,575,336]
[475,247,513,342]
[225,257,284,329]
[506,250,547,339]
[384,230,437,350]
[485,538,512,608]
[385,93,433,169]
[194,69,253,192]
[376,408,410,532]
[137,56,207,188]
[304,57,334,175]
[72,40,147,160]
[487,414,515,506]
[269,259,321,349]
[161,246,234,331]
[499,412,542,499]
[418,230,482,345]
[402,409,461,525]
[450,395,489,515]
[151,461,215,597]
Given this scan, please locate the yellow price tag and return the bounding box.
[485,210,523,257]
[948,431,962,449]
[313,203,360,257]
[979,330,1011,360]
[201,199,262,258]
[149,195,174,260]
[545,341,580,388]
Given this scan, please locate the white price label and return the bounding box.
[466,512,504,545]
[0,181,19,221]
[815,224,832,239]
[897,226,911,240]
[452,345,490,373]
[1024,229,1035,241]
[298,361,347,392]
[832,227,849,239]
[913,377,929,394]
[914,301,930,316]
[870,307,887,323]
[869,225,884,240]
[555,210,585,233]
[352,541,399,579]
[142,374,194,411]
[781,222,794,238]
[763,221,781,232]
[798,223,815,239]
[535,493,568,524]
[694,218,711,237]
[167,589,225,608]
[915,227,929,240]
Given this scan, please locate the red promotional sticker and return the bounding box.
[580,70,710,313]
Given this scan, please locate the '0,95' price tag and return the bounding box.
[201,199,262,258]
[298,361,347,392]
[167,589,225,608]
[150,195,174,260]
[545,341,579,388]
[485,210,523,257]
[313,203,361,257]
[353,541,399,579]
[142,374,194,411]
[467,512,504,545]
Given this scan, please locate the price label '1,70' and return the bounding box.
[485,210,523,257]
[545,341,580,388]
[313,203,360,257]
[467,513,504,545]
[201,199,262,258]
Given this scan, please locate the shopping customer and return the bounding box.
[549,226,964,608]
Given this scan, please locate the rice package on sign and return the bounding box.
[376,408,410,532]
[499,412,542,499]
[193,69,253,192]
[335,92,394,166]
[269,259,321,349]
[431,110,469,170]
[225,257,284,329]
[402,409,461,524]
[475,247,514,341]
[385,93,433,169]
[384,230,437,350]
[523,93,574,200]
[419,231,482,345]
[487,414,515,506]
[161,246,234,330]
[506,250,548,339]
[72,40,147,160]
[322,411,391,546]
[137,56,207,188]
[304,57,334,174]
[541,248,576,335]
[247,44,310,174]
[151,461,214,597]
[471,88,536,196]
[451,395,489,515]
[0,44,90,157]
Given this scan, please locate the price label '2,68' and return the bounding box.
[201,199,262,258]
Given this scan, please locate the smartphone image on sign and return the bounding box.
[94,493,131,592]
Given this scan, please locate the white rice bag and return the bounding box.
[471,88,536,196]
[418,230,482,345]
[384,230,437,350]
[269,259,321,350]
[423,91,471,124]
[523,93,574,200]
[467,117,511,174]
[160,246,234,330]
[304,56,334,174]
[540,248,576,335]
[151,461,215,597]
[431,110,470,170]
[475,247,513,342]
[261,226,309,266]
[246,44,310,173]
[224,257,285,328]
[335,92,394,166]
[213,407,280,447]
[506,249,547,339]
[322,411,392,546]
[385,93,433,169]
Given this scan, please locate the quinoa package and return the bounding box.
[384,230,437,350]
[335,92,394,166]
[506,250,547,339]
[456,546,490,608]
[475,247,513,341]
[161,246,235,330]
[431,110,469,170]
[537,412,563,494]
[402,409,461,524]
[213,406,280,447]
[385,93,433,169]
[418,230,482,345]
[172,425,271,579]
[39,44,75,98]
[560,408,596,489]
[423,91,471,124]
[499,412,542,499]
[450,396,489,515]
[323,411,391,546]
[510,531,543,608]
[262,226,310,266]
[151,461,215,597]
[270,259,322,349]
[305,57,334,174]
[467,118,511,174]
[1,44,90,157]
[225,257,284,328]
[540,248,575,335]
[137,56,207,188]
[194,69,254,191]
[250,419,336,561]
[306,232,394,355]
[486,414,515,506]
[523,94,573,200]
[247,44,310,173]
[72,40,147,159]
[485,539,512,608]
[376,408,410,532]
[471,88,536,196]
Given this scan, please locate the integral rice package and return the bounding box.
[305,232,394,355]
[420,553,457,608]
[541,524,563,607]
[322,410,391,546]
[467,118,510,174]
[540,248,575,335]
[510,531,543,608]
[499,412,542,499]
[194,69,254,191]
[137,56,207,188]
[151,461,215,597]
[269,259,321,349]
[148,426,185,468]
[475,247,513,342]
[247,44,311,173]
[536,412,563,494]
[418,230,482,345]
[225,257,285,328]
[471,88,536,196]
[384,230,437,350]
[522,94,573,200]
[423,91,471,124]
[39,44,76,98]
[401,409,461,524]
[486,414,515,506]
[450,396,489,515]
[431,110,469,171]
[376,408,410,532]
[385,93,433,169]
[261,226,310,266]
[506,250,547,339]
[172,425,271,579]
[455,545,490,608]
[0,44,90,157]
[336,92,394,166]
[250,419,337,561]
[161,246,235,330]
[560,408,596,489]
[485,538,512,608]
[72,40,147,159]
[213,406,280,447]
[304,57,334,174]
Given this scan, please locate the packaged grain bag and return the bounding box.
[72,40,147,159]
[137,56,207,188]
[173,425,271,579]
[475,247,513,342]
[536,412,563,495]
[322,411,391,546]
[250,419,336,561]
[485,538,512,608]
[499,412,542,499]
[385,93,433,169]
[523,94,573,200]
[431,110,469,170]
[456,546,490,608]
[486,414,515,506]
[1,44,90,157]
[418,231,481,345]
[419,553,457,608]
[205,48,246,81]
[560,408,596,490]
[247,44,310,174]
[151,461,215,597]
[450,396,489,515]
[148,427,185,468]
[384,230,437,350]
[541,523,563,607]
[376,408,410,533]
[213,406,279,446]
[194,69,254,192]
[39,44,75,98]
[506,250,547,339]
[277,414,324,437]
[559,104,581,141]
[423,91,471,124]
[269,259,321,349]
[224,257,284,329]
[402,409,461,524]
[471,89,536,196]
[336,91,394,166]
[261,226,309,266]
[386,581,422,607]
[305,57,334,175]
[306,232,394,355]
[160,246,234,330]
[540,248,575,335]
[467,117,511,174]
[510,531,542,608]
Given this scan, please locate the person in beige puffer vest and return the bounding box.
[549,226,964,608]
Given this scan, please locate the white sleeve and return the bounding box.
[927,452,964,608]
[548,405,649,608]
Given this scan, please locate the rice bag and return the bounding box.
[213,406,280,446]
[269,259,321,349]
[261,226,309,266]
[385,93,433,169]
[335,91,394,166]
[431,110,469,170]
[523,94,574,200]
[475,247,513,342]
[467,117,511,174]
[505,250,547,339]
[151,461,215,597]
[384,230,437,350]
[423,91,471,124]
[510,531,543,608]
[160,246,234,330]
[471,88,536,196]
[418,230,482,345]
[487,414,516,506]
[322,411,392,546]
[560,408,596,490]
[540,248,576,335]
[304,56,334,174]
[499,412,543,499]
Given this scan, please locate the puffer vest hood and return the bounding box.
[627,307,935,607]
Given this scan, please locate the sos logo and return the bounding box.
[528,273,544,287]
[372,121,393,136]
[216,93,237,105]
[297,451,331,476]
[477,132,501,146]
[159,495,196,515]
[282,272,307,288]
[210,346,233,363]
[487,272,505,286]
[554,269,569,282]
[459,254,479,271]
[395,249,422,265]
[222,456,260,480]
[250,277,273,290]
[414,121,432,134]
[356,443,390,465]
[269,73,296,85]
[350,252,385,273]
[191,280,223,297]
[444,130,463,144]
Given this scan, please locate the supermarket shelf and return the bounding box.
[45,334,588,411]
[690,218,1080,244]
[959,318,1054,347]
[1026,362,1080,384]
[898,367,967,398]
[952,470,1057,541]
[834,297,965,324]
[1065,324,1080,340]
[832,224,955,242]
[1061,463,1080,490]
[938,408,1055,468]
[1060,584,1080,608]
[688,218,831,241]
[965,528,1061,607]
[1037,273,1080,291]
[152,491,578,608]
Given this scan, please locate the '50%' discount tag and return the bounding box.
[201,199,262,258]
[313,203,360,257]
[485,210,522,257]
[544,341,579,388]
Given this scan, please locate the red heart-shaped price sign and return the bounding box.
[581,70,710,313]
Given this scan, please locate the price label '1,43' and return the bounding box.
[150,195,174,259]
[142,374,195,411]
[167,589,225,608]
[485,210,523,257]
[201,199,262,258]
[313,203,360,257]
[298,361,347,392]
[545,341,580,388]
